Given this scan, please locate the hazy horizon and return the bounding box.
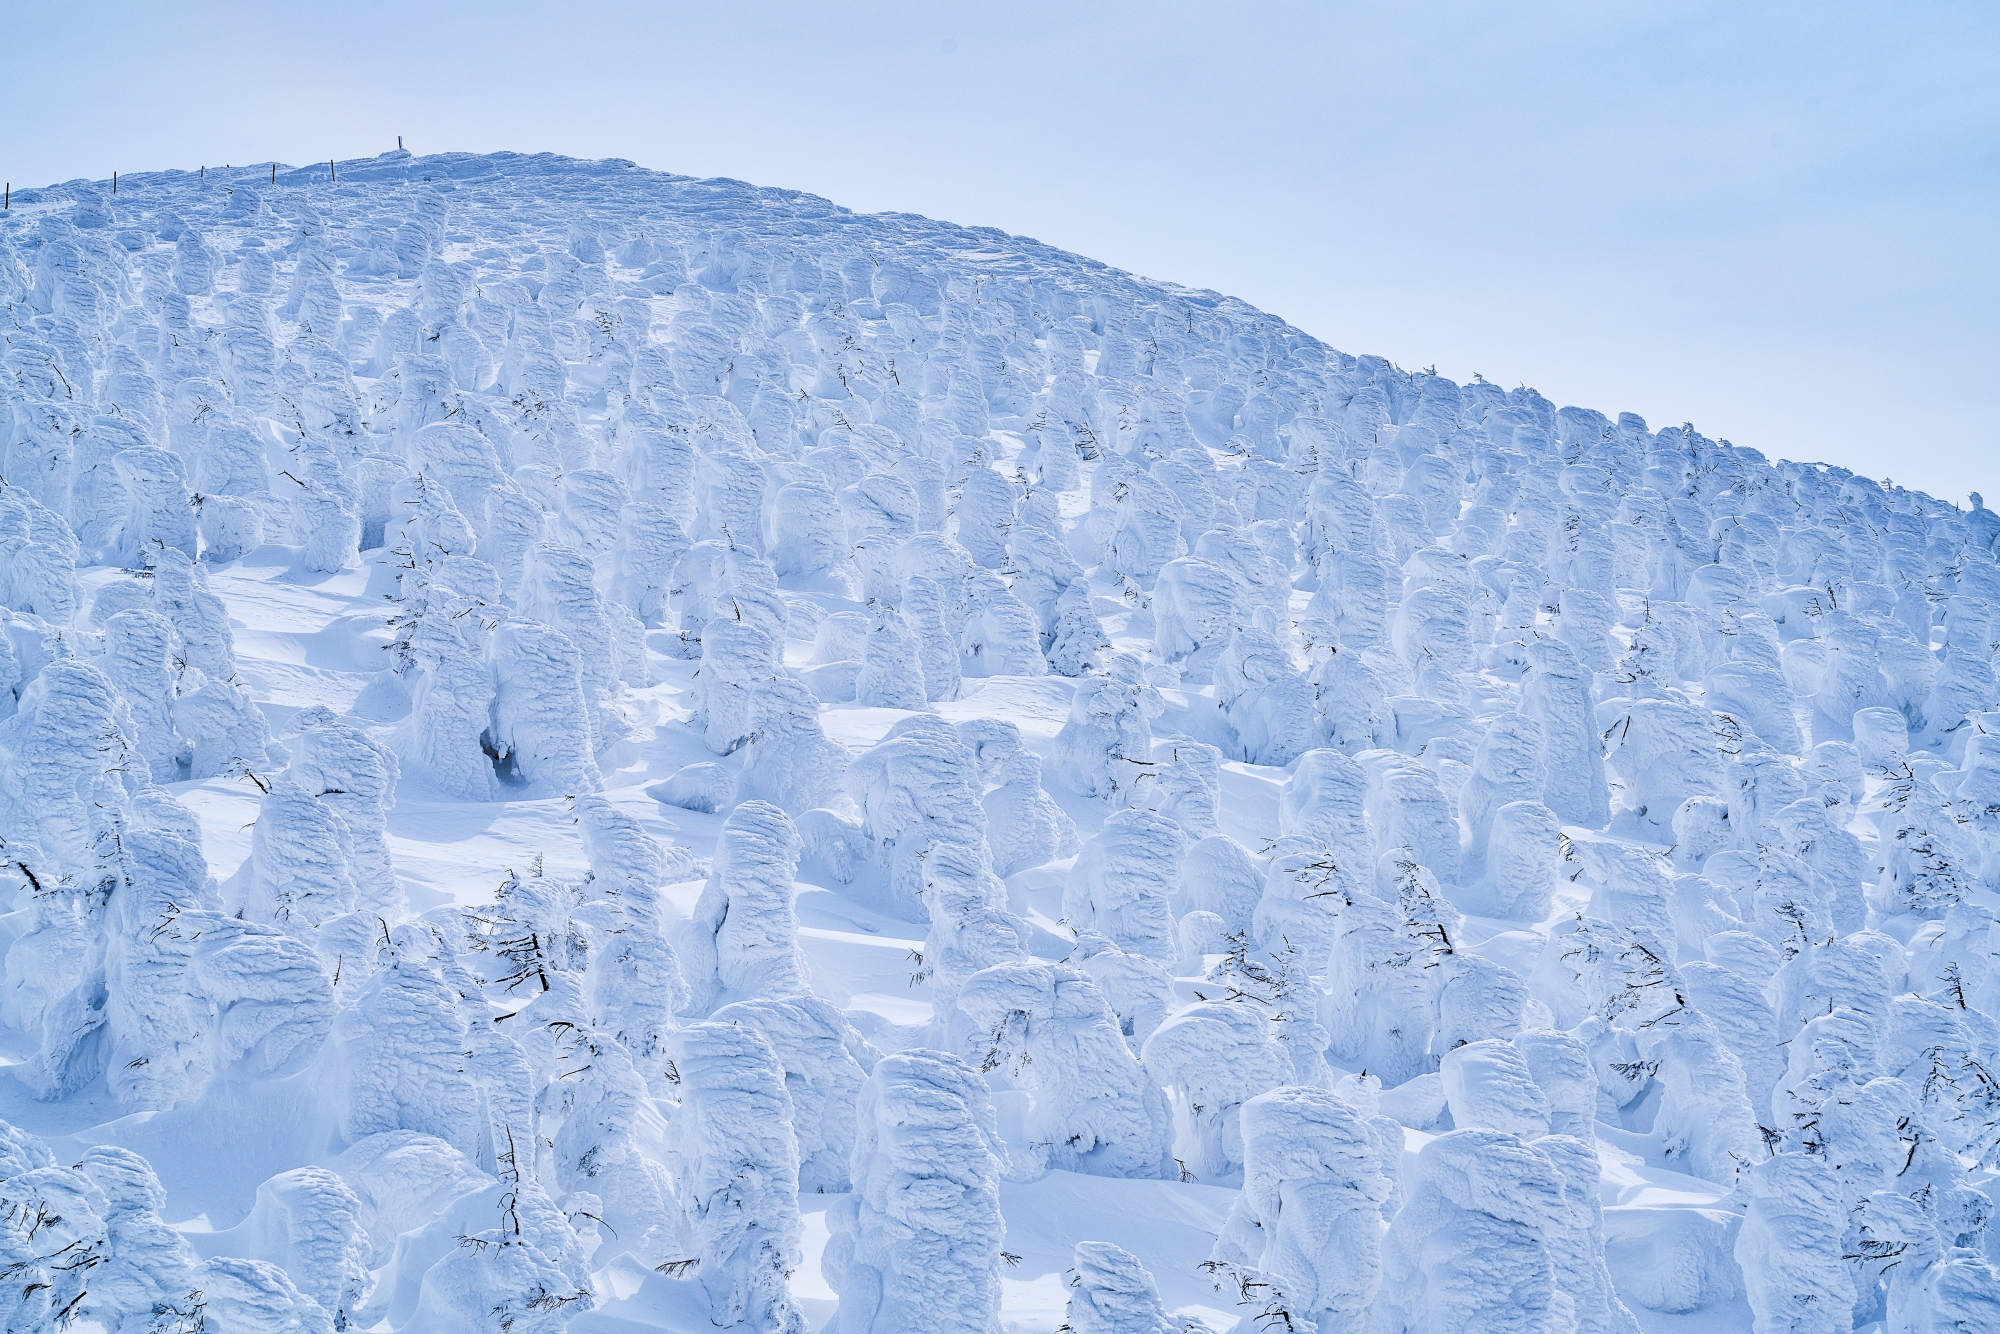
[7,0,1994,497]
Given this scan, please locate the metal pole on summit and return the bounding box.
[113,171,118,194]
[271,163,276,184]
[331,158,337,184]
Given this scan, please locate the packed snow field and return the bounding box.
[1,149,1998,1333]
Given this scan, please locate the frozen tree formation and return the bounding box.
[2,148,1998,1332]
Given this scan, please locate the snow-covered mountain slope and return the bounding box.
[2,149,1998,1333]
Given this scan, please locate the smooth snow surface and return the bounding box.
[3,149,2000,1334]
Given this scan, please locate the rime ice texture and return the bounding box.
[9,149,2000,1334]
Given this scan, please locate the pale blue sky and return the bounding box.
[8,1,1995,499]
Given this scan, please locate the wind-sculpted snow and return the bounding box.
[1,150,1998,1332]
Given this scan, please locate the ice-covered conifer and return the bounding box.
[1736,1153,1856,1334]
[112,445,199,561]
[710,996,877,1194]
[331,937,482,1159]
[1847,1187,2000,1332]
[286,457,362,574]
[613,500,693,624]
[1311,644,1390,754]
[960,569,1045,679]
[957,717,1079,874]
[1362,752,1460,886]
[1671,792,1734,870]
[1068,809,1185,962]
[1006,488,1085,633]
[1128,737,1222,839]
[1102,467,1189,587]
[1870,760,1976,919]
[914,835,1031,1023]
[1459,712,1546,874]
[1214,627,1319,766]
[764,475,854,584]
[100,607,187,781]
[0,657,134,880]
[1511,1028,1597,1141]
[1375,1129,1566,1334]
[1771,1005,1880,1154]
[1152,555,1246,681]
[175,676,274,787]
[1531,1133,1641,1334]
[1879,995,2000,1168]
[285,708,401,913]
[1853,703,1911,773]
[1432,952,1529,1055]
[404,1183,591,1334]
[671,539,789,647]
[900,574,962,702]
[1598,694,1726,834]
[402,584,498,800]
[1063,1241,1181,1334]
[520,541,618,703]
[1440,1037,1549,1137]
[676,799,810,1015]
[197,1255,338,1333]
[854,605,930,709]
[1634,1012,1761,1184]
[248,777,359,933]
[1178,835,1264,935]
[1047,581,1110,677]
[949,463,1019,570]
[1052,655,1164,798]
[737,670,851,815]
[148,543,234,680]
[330,1130,495,1270]
[68,1143,211,1332]
[0,483,83,625]
[1478,799,1560,921]
[1522,636,1610,827]
[700,620,784,756]
[488,620,599,792]
[220,1166,374,1327]
[1767,937,1892,1047]
[1208,1086,1391,1331]
[1140,1000,1290,1179]
[577,810,692,1078]
[0,1133,108,1331]
[1308,851,1458,1088]
[1280,748,1376,880]
[1069,931,1176,1056]
[663,1020,808,1332]
[954,958,1173,1178]
[824,1050,1007,1334]
[845,712,992,914]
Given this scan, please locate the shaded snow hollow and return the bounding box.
[1,149,1998,1333]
